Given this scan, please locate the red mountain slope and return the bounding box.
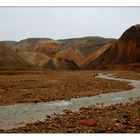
[82,25,140,70]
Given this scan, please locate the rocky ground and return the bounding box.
[1,100,140,133]
[0,70,133,106]
[113,71,140,80]
[0,70,140,133]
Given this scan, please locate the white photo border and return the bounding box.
[0,0,139,6]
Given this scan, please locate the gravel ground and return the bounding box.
[0,70,133,105]
[114,71,140,80]
[0,70,140,133]
[2,100,140,133]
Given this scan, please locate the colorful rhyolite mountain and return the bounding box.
[0,42,32,70]
[82,24,140,71]
[0,24,140,71]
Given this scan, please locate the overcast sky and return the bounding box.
[0,7,140,41]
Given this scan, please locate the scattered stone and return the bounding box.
[116,120,121,123]
[95,130,105,133]
[123,115,129,119]
[107,127,112,131]
[86,120,97,127]
[63,109,72,114]
[46,115,51,118]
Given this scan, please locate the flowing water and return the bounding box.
[0,73,140,130]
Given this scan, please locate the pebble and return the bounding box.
[46,115,51,118]
[86,120,97,127]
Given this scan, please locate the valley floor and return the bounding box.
[0,70,133,106]
[0,70,140,133]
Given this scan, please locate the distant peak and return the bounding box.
[19,38,60,44]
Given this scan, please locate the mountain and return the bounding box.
[18,51,50,68]
[82,25,140,70]
[16,38,63,68]
[15,37,114,70]
[1,24,139,71]
[43,58,57,70]
[80,43,113,69]
[52,37,116,70]
[0,41,19,51]
[53,47,84,69]
[59,36,116,56]
[17,38,62,57]
[1,41,18,47]
[0,42,32,70]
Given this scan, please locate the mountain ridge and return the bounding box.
[0,24,140,71]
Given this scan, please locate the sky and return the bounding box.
[0,7,140,41]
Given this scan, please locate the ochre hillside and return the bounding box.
[82,25,140,71]
[0,42,32,70]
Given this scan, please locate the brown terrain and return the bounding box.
[53,47,84,70]
[0,70,133,106]
[3,100,140,133]
[16,38,62,69]
[3,37,115,70]
[0,24,140,133]
[59,36,116,56]
[114,71,140,80]
[17,38,62,57]
[1,25,140,71]
[0,42,32,70]
[53,37,116,69]
[82,25,140,71]
[0,70,140,133]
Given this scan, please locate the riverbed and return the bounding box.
[0,73,139,130]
